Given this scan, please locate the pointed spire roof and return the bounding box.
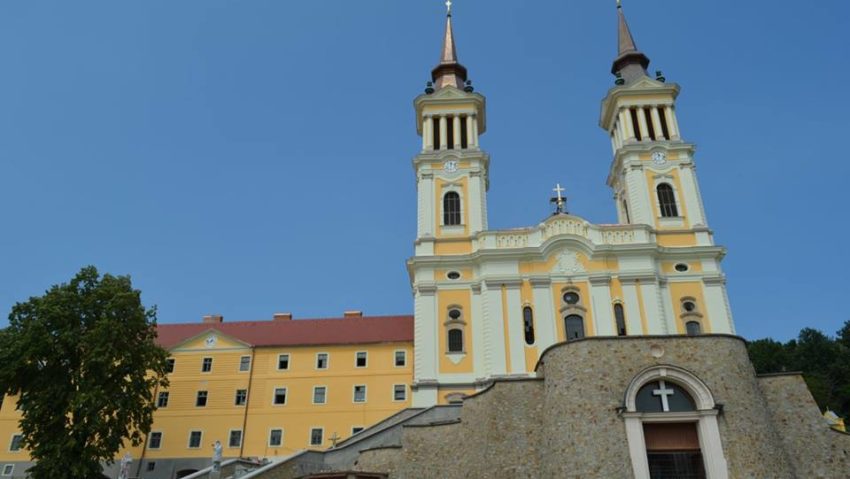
[431,7,468,90]
[611,1,651,84]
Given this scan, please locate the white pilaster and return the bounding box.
[650,107,664,141]
[453,115,462,149]
[620,280,644,335]
[465,115,475,149]
[470,284,485,378]
[698,414,730,479]
[678,164,707,227]
[620,108,635,141]
[439,115,448,150]
[471,114,479,147]
[424,115,434,151]
[636,108,650,142]
[417,172,435,238]
[468,171,484,234]
[413,284,438,383]
[590,277,615,336]
[703,279,733,334]
[625,163,653,226]
[658,280,679,334]
[482,281,507,376]
[664,105,680,140]
[639,279,667,334]
[504,283,526,374]
[531,278,556,350]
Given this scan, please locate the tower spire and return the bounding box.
[431,1,468,90]
[611,1,651,84]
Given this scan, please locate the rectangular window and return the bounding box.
[9,435,22,452]
[196,390,208,407]
[235,389,248,406]
[2,465,13,476]
[228,430,242,448]
[353,385,367,403]
[393,384,407,402]
[395,350,406,367]
[277,354,290,371]
[316,353,328,370]
[188,431,202,449]
[157,391,169,408]
[309,428,323,446]
[269,429,283,447]
[313,386,327,404]
[148,432,163,449]
[146,462,156,472]
[239,356,251,372]
[165,358,175,373]
[355,351,367,368]
[273,388,287,405]
[351,427,364,436]
[201,357,213,373]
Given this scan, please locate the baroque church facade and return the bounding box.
[1,4,848,479]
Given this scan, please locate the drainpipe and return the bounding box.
[239,347,256,458]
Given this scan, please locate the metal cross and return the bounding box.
[328,432,341,447]
[653,380,675,412]
[553,183,565,203]
[446,0,452,15]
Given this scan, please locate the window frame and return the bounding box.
[7,434,21,453]
[239,355,251,372]
[195,390,208,407]
[315,352,329,370]
[354,351,368,368]
[309,427,324,447]
[234,389,248,406]
[522,305,536,345]
[1,464,13,477]
[393,384,407,402]
[272,387,288,406]
[656,182,679,218]
[353,385,367,404]
[157,391,169,408]
[146,462,156,472]
[312,386,328,405]
[394,350,407,367]
[187,430,203,449]
[268,428,284,447]
[442,191,462,226]
[277,353,290,371]
[614,302,627,336]
[148,431,163,450]
[201,357,213,373]
[165,358,175,373]
[228,429,243,448]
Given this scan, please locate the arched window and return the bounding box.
[686,321,702,336]
[656,183,678,217]
[614,303,627,336]
[522,306,535,345]
[447,329,464,353]
[443,192,461,226]
[564,315,585,340]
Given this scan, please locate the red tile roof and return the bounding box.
[156,315,414,349]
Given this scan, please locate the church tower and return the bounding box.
[601,2,710,239]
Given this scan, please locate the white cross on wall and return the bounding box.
[653,380,676,412]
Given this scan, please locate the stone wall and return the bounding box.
[759,373,850,477]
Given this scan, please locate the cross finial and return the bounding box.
[616,0,622,8]
[446,0,453,15]
[550,183,568,215]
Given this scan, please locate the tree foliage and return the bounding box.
[0,266,169,479]
[748,320,850,419]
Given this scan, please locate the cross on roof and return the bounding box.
[653,380,675,412]
[550,183,568,215]
[446,0,452,15]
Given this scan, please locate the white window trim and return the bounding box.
[277,353,290,371]
[354,351,368,368]
[227,429,243,448]
[201,357,213,373]
[622,365,728,479]
[195,390,208,407]
[148,431,163,450]
[187,430,203,449]
[1,464,13,476]
[312,385,328,405]
[394,349,407,368]
[440,183,466,229]
[352,385,367,404]
[392,384,407,402]
[309,427,324,447]
[315,352,329,370]
[653,176,684,225]
[272,387,288,406]
[268,428,284,447]
[234,389,248,406]
[238,355,251,372]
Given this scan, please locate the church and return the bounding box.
[0,3,848,479]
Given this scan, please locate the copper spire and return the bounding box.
[431,4,468,90]
[611,1,651,84]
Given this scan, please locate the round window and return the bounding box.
[447,271,461,280]
[448,309,462,320]
[683,301,696,312]
[674,263,689,272]
[563,292,580,305]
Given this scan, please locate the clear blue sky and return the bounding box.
[0,1,847,341]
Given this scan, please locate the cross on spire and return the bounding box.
[446,0,452,15]
[653,380,675,412]
[550,183,568,215]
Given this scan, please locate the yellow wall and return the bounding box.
[668,282,712,334]
[437,290,474,373]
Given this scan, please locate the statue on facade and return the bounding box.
[212,440,223,472]
[117,452,132,479]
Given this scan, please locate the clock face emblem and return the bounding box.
[205,335,217,348]
[651,151,667,166]
[443,160,458,173]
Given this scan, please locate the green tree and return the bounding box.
[0,267,169,479]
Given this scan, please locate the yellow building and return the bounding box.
[0,3,751,479]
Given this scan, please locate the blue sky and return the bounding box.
[0,1,847,341]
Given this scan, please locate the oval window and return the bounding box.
[563,292,580,305]
[674,263,689,272]
[683,301,696,312]
[448,309,462,320]
[447,271,461,280]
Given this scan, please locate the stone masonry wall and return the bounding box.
[759,374,850,478]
